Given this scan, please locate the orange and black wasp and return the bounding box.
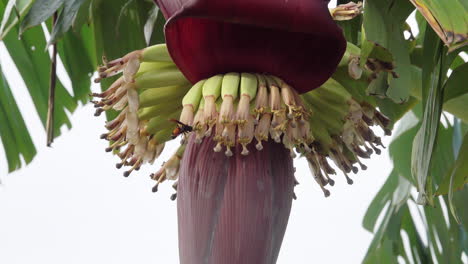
[169,119,193,139]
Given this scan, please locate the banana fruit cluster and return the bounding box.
[92,44,190,184]
[92,44,391,197]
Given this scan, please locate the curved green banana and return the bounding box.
[141,44,173,62]
[139,85,190,108]
[146,110,182,134]
[182,80,205,111]
[135,68,189,89]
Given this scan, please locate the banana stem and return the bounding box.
[46,12,58,147]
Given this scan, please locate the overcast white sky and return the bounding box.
[0,3,405,263]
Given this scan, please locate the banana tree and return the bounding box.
[0,0,467,263]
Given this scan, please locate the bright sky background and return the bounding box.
[0,3,410,263]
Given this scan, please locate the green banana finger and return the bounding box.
[141,44,173,62]
[309,110,344,136]
[202,75,223,99]
[138,100,183,120]
[301,92,348,119]
[135,68,189,89]
[182,80,205,111]
[316,79,352,103]
[153,127,175,145]
[309,118,333,153]
[202,75,223,122]
[146,110,182,134]
[240,73,258,99]
[222,73,241,100]
[136,62,177,76]
[139,85,190,108]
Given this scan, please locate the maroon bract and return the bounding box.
[154,0,346,93]
[177,135,295,264]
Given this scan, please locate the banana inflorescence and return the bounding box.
[92,44,391,197]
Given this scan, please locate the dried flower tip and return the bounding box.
[236,94,251,127]
[330,1,363,21]
[151,165,167,186]
[326,176,335,187]
[282,126,293,146]
[238,116,254,156]
[225,147,233,157]
[318,155,336,175]
[255,141,264,151]
[348,56,363,80]
[213,142,223,152]
[270,129,282,143]
[371,144,382,155]
[94,108,104,116]
[164,155,181,180]
[344,172,354,185]
[279,81,298,119]
[96,77,125,99]
[364,145,374,155]
[195,123,207,144]
[134,137,148,157]
[152,183,159,193]
[254,78,269,119]
[204,126,214,137]
[374,111,390,129]
[352,144,371,159]
[105,109,127,130]
[357,161,367,170]
[329,148,351,173]
[219,95,235,124]
[254,113,271,150]
[123,57,140,83]
[106,139,124,152]
[99,50,142,79]
[203,96,217,126]
[118,145,134,160]
[123,158,142,177]
[240,145,249,156]
[224,124,236,157]
[373,137,385,148]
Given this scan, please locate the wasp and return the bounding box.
[169,119,193,139]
